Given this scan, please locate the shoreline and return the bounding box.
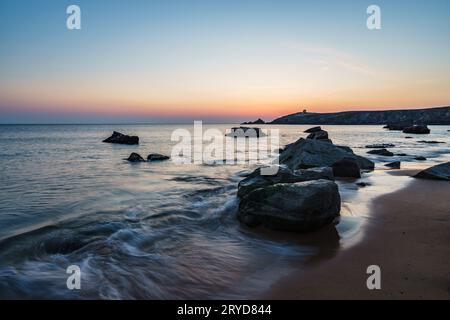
[260,171,450,299]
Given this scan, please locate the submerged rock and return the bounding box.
[238,180,341,232]
[414,156,427,161]
[385,161,401,169]
[403,125,430,134]
[126,153,145,162]
[147,153,170,161]
[414,162,450,181]
[237,166,333,199]
[365,143,395,149]
[103,131,139,145]
[331,157,361,178]
[279,138,374,171]
[396,153,409,156]
[304,126,322,133]
[417,140,444,144]
[367,148,394,157]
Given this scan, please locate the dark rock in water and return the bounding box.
[304,126,322,133]
[237,180,341,232]
[415,156,427,161]
[402,125,430,134]
[385,161,401,169]
[385,121,414,131]
[331,157,361,178]
[367,148,394,156]
[226,127,266,138]
[242,118,265,125]
[103,131,139,145]
[306,129,330,142]
[405,136,413,139]
[127,153,145,162]
[396,153,408,156]
[414,162,450,181]
[365,143,395,149]
[417,140,444,144]
[279,138,374,171]
[147,153,170,161]
[237,166,333,199]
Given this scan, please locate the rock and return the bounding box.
[226,127,266,138]
[405,136,413,139]
[385,161,401,169]
[331,157,361,178]
[242,118,265,125]
[414,162,450,181]
[306,130,330,141]
[304,126,322,133]
[417,140,444,144]
[402,125,430,134]
[279,138,374,171]
[367,148,394,156]
[126,153,145,162]
[103,131,139,145]
[396,153,408,156]
[356,182,370,187]
[414,156,427,161]
[237,180,341,232]
[336,145,353,153]
[365,143,395,148]
[147,153,170,161]
[385,121,414,131]
[237,166,333,199]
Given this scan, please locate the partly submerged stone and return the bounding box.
[147,153,170,161]
[103,131,139,145]
[126,153,145,162]
[414,162,450,181]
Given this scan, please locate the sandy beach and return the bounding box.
[262,170,450,300]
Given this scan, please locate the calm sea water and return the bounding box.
[0,124,449,299]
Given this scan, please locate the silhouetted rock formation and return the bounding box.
[241,118,265,125]
[402,125,430,134]
[103,131,139,145]
[270,106,450,125]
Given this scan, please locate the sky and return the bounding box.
[0,0,449,123]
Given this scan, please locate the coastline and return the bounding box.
[260,170,450,299]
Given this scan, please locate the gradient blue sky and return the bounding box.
[1,0,449,123]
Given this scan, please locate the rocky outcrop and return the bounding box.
[304,126,322,133]
[367,149,394,156]
[306,129,330,142]
[237,180,341,232]
[103,131,139,145]
[126,153,145,162]
[403,125,430,134]
[414,162,450,181]
[331,158,361,178]
[384,121,413,131]
[270,106,450,125]
[279,138,374,171]
[237,166,333,199]
[147,153,170,161]
[242,118,265,125]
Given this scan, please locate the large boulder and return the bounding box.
[306,130,330,141]
[332,157,361,178]
[103,131,139,145]
[402,125,430,134]
[367,148,394,156]
[238,180,341,232]
[414,162,450,181]
[237,166,333,199]
[304,126,322,133]
[279,138,374,171]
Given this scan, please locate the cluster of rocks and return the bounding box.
[127,152,170,163]
[225,127,266,138]
[236,128,375,233]
[384,123,431,134]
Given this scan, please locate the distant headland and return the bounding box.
[244,106,450,125]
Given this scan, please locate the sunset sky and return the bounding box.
[1,0,449,123]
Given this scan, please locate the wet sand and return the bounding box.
[261,171,450,299]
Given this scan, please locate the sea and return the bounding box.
[0,124,449,299]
